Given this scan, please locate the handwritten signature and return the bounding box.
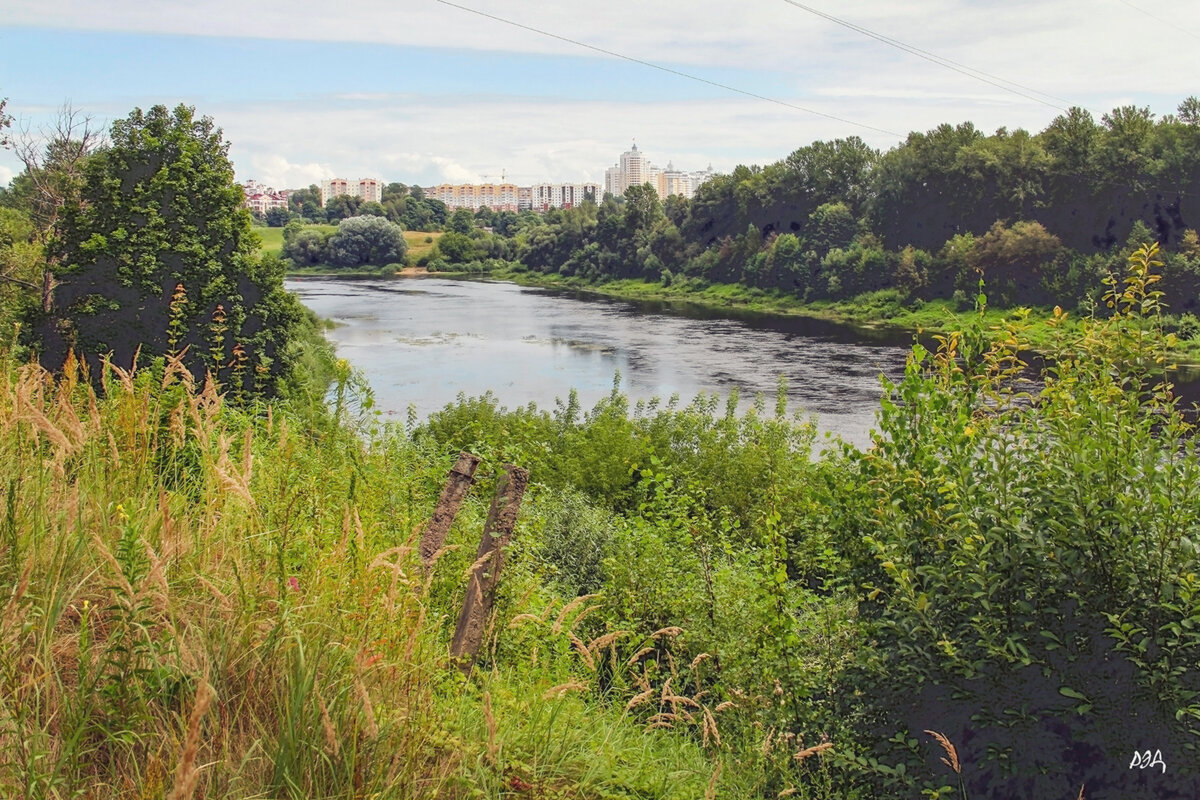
[1129,749,1166,774]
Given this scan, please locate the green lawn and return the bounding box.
[254,225,439,266]
[252,224,336,259]
[405,230,442,262]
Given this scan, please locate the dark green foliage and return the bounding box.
[287,184,323,221]
[379,182,448,231]
[39,104,306,398]
[528,488,615,596]
[281,221,331,267]
[323,193,362,222]
[434,231,476,264]
[0,207,40,343]
[499,99,1200,316]
[969,219,1065,305]
[407,246,1200,797]
[326,215,406,268]
[447,207,475,235]
[829,247,1200,796]
[264,206,293,227]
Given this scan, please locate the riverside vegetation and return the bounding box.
[386,98,1200,362]
[2,100,1200,798]
[1,243,1199,798]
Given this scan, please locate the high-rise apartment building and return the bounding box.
[424,183,522,212]
[529,183,601,212]
[604,144,711,200]
[424,182,599,212]
[320,178,383,205]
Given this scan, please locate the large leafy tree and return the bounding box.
[41,104,305,398]
[287,184,323,221]
[326,215,406,267]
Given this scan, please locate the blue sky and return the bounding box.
[3,0,1199,190]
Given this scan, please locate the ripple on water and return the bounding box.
[286,276,911,449]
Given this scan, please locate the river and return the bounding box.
[286,276,915,449]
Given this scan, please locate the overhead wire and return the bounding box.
[434,0,902,137]
[780,0,1076,113]
[1115,0,1200,42]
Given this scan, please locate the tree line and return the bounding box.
[264,181,451,232]
[499,99,1200,316]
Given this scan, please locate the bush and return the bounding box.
[837,245,1200,796]
[326,215,407,267]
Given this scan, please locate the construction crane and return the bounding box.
[480,169,507,183]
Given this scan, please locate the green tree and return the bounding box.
[324,194,362,221]
[784,136,878,213]
[326,215,407,268]
[970,219,1064,305]
[264,206,293,227]
[41,104,305,397]
[1179,96,1200,126]
[447,207,475,235]
[435,230,476,263]
[807,201,856,255]
[8,105,103,315]
[0,207,41,339]
[287,184,323,221]
[0,95,10,150]
[281,223,331,266]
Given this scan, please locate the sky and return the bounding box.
[2,0,1199,191]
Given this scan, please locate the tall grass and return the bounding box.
[0,353,717,799]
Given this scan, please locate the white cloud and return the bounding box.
[9,0,1199,91]
[242,154,331,190]
[6,0,1200,192]
[207,91,983,190]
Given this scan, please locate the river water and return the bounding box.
[286,276,915,449]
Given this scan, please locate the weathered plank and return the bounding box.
[419,451,481,567]
[449,464,530,673]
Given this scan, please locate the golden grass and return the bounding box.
[404,230,442,260]
[0,354,721,799]
[925,729,962,774]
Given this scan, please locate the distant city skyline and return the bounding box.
[4,1,1199,191]
[247,141,711,202]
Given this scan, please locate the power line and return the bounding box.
[1116,0,1200,42]
[434,0,902,137]
[781,0,1074,113]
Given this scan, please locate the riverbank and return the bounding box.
[482,266,1072,350]
[286,262,1200,369]
[469,266,1200,367]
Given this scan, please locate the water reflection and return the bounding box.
[286,276,913,448]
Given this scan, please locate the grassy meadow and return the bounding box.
[254,224,441,270]
[405,230,442,263]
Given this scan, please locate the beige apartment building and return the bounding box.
[320,178,383,205]
[424,183,523,212]
[605,144,713,200]
[424,183,600,213]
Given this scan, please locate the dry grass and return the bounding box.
[404,230,442,261]
[0,358,458,797]
[0,354,721,799]
[166,679,213,800]
[925,729,962,775]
